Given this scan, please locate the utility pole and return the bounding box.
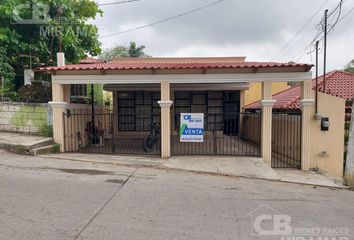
[323,9,328,93]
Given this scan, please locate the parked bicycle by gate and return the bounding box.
[63,111,161,156]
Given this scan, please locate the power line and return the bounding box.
[329,7,354,56]
[313,4,352,43]
[294,1,352,62]
[310,0,344,45]
[98,0,142,6]
[327,0,345,18]
[99,0,226,38]
[271,0,328,61]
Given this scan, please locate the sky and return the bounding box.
[92,0,354,72]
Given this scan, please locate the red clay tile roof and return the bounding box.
[246,70,354,109]
[37,57,312,71]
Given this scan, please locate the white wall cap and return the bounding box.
[49,101,67,108]
[158,100,173,108]
[300,99,315,106]
[261,100,277,107]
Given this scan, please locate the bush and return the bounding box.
[18,83,52,103]
[39,124,53,137]
[52,144,61,153]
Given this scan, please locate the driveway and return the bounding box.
[0,151,353,240]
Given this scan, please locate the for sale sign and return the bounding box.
[180,113,204,142]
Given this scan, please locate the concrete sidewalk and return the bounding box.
[164,156,280,180]
[40,153,347,188]
[42,153,279,180]
[276,169,346,188]
[0,132,53,154]
[44,153,279,180]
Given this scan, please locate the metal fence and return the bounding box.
[271,110,302,169]
[171,112,262,156]
[63,112,161,155]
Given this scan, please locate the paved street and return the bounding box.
[0,151,353,240]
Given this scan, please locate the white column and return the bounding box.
[300,80,315,170]
[261,81,276,166]
[158,81,173,158]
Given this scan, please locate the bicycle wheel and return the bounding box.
[143,136,155,152]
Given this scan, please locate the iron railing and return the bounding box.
[63,112,161,155]
[171,112,262,156]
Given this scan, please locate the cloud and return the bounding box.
[94,0,354,71]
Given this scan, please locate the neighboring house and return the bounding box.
[246,70,354,112]
[37,53,346,179]
[245,82,290,105]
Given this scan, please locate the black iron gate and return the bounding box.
[63,112,161,155]
[271,111,302,168]
[171,111,262,156]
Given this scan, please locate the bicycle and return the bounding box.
[143,122,161,153]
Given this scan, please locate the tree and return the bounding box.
[0,0,103,97]
[344,59,354,73]
[99,42,148,61]
[127,42,147,58]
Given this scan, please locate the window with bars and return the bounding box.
[174,91,240,131]
[118,91,161,131]
[71,84,88,97]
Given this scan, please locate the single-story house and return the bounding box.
[37,53,345,178]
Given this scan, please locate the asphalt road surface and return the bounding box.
[0,152,353,240]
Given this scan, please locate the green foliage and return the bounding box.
[39,124,53,137]
[88,84,103,106]
[99,42,148,61]
[0,48,17,100]
[0,0,103,95]
[344,59,354,73]
[52,143,61,153]
[18,83,52,102]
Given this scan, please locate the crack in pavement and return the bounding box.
[72,168,138,240]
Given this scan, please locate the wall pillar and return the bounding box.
[49,52,68,152]
[49,83,69,152]
[158,81,173,158]
[300,80,315,170]
[261,81,276,166]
